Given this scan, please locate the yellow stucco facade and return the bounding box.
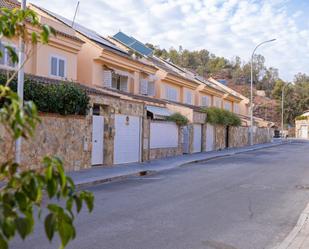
[0,4,84,82]
[4,2,247,119]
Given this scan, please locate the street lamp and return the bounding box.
[250,39,276,145]
[15,0,26,164]
[281,82,291,138]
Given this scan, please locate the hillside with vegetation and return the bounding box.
[147,44,309,127]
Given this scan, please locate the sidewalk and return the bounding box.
[69,139,288,188]
[274,203,309,249]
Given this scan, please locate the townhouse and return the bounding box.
[0,0,84,81]
[0,0,273,171]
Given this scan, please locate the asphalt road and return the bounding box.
[12,142,309,249]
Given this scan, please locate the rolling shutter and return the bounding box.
[165,85,178,101]
[148,81,155,96]
[103,70,112,88]
[201,96,210,107]
[184,89,192,104]
[120,76,128,92]
[140,79,148,95]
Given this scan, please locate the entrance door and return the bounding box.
[193,124,202,153]
[91,116,104,165]
[183,126,190,154]
[206,123,215,151]
[114,114,141,164]
[225,126,229,148]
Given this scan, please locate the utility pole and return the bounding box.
[15,0,26,164]
[249,39,276,145]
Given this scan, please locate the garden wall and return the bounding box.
[0,113,92,171]
[143,118,183,161]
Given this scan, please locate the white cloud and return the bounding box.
[30,0,309,81]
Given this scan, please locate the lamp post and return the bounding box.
[15,0,26,164]
[281,82,291,138]
[250,39,276,145]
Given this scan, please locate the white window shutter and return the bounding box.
[140,79,148,95]
[148,81,155,96]
[103,70,112,88]
[51,57,58,76]
[58,59,65,77]
[120,76,128,92]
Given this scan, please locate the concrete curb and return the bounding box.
[76,170,156,189]
[180,141,288,167]
[76,141,288,189]
[273,203,309,249]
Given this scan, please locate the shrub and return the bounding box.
[295,115,308,121]
[203,107,241,126]
[0,73,90,115]
[167,112,189,126]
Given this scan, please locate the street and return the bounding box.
[12,142,309,249]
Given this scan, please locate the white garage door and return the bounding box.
[150,121,178,148]
[300,125,308,139]
[206,123,215,151]
[193,124,202,153]
[114,114,141,164]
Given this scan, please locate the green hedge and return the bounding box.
[167,112,189,126]
[1,74,90,115]
[203,107,241,126]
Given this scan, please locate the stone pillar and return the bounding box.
[142,118,150,162]
[178,125,184,155]
[103,109,115,166]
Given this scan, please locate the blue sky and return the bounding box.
[30,0,309,81]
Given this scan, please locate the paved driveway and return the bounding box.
[12,142,309,249]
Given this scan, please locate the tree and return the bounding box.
[0,6,94,249]
[272,78,309,125]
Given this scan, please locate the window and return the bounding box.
[234,103,240,114]
[224,101,232,111]
[0,42,17,68]
[140,79,155,96]
[164,85,178,101]
[184,89,193,105]
[112,73,128,92]
[50,55,66,78]
[201,95,211,107]
[214,97,222,108]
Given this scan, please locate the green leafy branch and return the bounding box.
[0,6,94,249]
[167,112,189,126]
[203,107,241,126]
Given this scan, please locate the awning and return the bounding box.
[112,68,133,78]
[146,105,173,120]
